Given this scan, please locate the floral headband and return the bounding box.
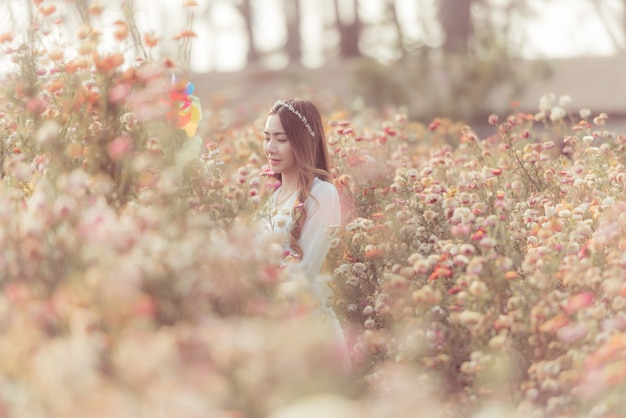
[272,100,316,138]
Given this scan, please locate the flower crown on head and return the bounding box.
[272,100,316,139]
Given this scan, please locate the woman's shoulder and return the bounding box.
[311,177,339,197]
[308,178,341,221]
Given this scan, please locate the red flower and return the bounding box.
[428,119,441,131]
[471,228,486,241]
[346,155,366,167]
[428,266,452,281]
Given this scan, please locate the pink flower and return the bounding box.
[108,135,133,160]
[450,224,471,237]
[563,292,594,315]
[109,83,131,103]
[556,322,587,343]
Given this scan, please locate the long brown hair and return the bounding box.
[269,98,331,258]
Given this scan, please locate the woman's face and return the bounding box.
[263,114,297,177]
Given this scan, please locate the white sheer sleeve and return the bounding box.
[294,179,351,372]
[297,179,341,282]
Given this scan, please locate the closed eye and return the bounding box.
[263,134,288,143]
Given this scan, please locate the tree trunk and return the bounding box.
[439,0,473,54]
[238,0,259,64]
[385,0,405,57]
[284,0,302,64]
[334,0,362,58]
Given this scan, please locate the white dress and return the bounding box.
[257,177,351,371]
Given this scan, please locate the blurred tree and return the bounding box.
[352,0,553,122]
[334,0,362,58]
[590,0,626,53]
[623,0,626,49]
[284,0,302,63]
[382,0,407,57]
[439,0,473,54]
[122,0,148,60]
[233,0,260,64]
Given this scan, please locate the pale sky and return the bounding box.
[160,0,624,72]
[521,0,623,58]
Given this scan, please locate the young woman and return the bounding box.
[257,98,350,371]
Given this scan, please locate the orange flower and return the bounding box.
[85,89,100,106]
[48,48,64,60]
[46,78,65,93]
[120,67,137,83]
[539,314,570,334]
[173,30,197,40]
[65,57,90,73]
[65,142,84,159]
[38,4,56,16]
[94,53,124,72]
[113,20,128,41]
[586,334,626,369]
[77,41,96,56]
[601,361,626,387]
[0,32,13,43]
[365,245,384,259]
[88,4,104,15]
[77,25,93,40]
[143,33,158,48]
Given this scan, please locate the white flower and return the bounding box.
[351,262,367,275]
[582,135,594,144]
[539,93,556,112]
[558,95,572,107]
[479,237,498,249]
[459,310,482,325]
[558,210,572,219]
[35,120,60,145]
[549,106,566,121]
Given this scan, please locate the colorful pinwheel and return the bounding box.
[169,76,203,137]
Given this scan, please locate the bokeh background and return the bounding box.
[2,0,626,125]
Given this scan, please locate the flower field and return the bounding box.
[2,3,626,418]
